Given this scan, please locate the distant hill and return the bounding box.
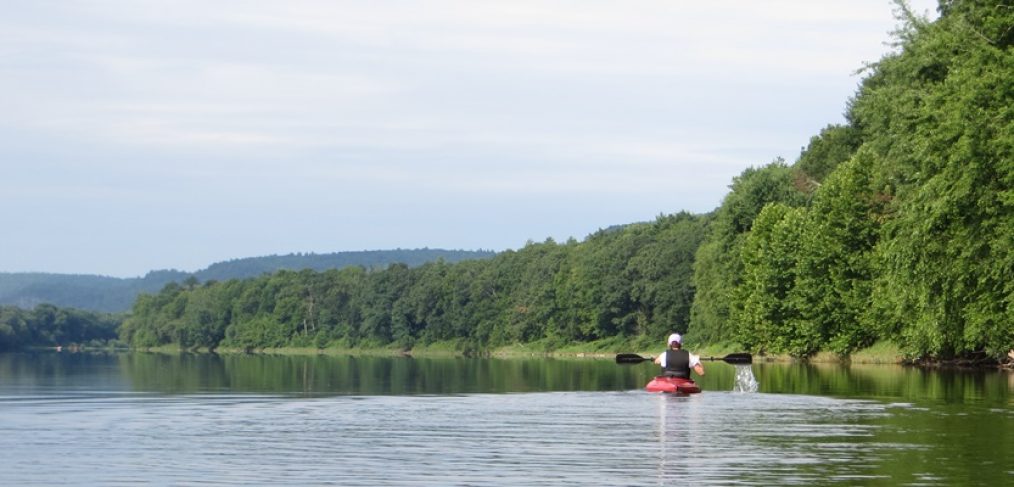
[0,248,495,313]
[0,273,165,314]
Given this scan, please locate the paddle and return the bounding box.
[615,352,752,364]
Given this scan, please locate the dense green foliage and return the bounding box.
[195,248,496,281]
[689,0,1013,360]
[0,249,494,313]
[0,304,121,351]
[120,214,707,352]
[689,160,810,345]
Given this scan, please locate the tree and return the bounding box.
[795,124,861,188]
[735,203,810,356]
[627,212,706,338]
[794,154,882,356]
[689,160,807,344]
[855,1,1014,358]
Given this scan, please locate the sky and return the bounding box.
[1,0,939,278]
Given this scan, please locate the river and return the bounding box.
[0,352,1010,485]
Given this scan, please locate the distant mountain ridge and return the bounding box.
[0,248,495,313]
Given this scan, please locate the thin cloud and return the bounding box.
[0,0,941,276]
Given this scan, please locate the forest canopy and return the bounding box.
[689,0,1013,360]
[0,305,120,351]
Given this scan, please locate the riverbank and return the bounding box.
[50,339,1013,369]
[136,338,889,363]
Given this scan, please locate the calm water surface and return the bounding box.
[0,352,1011,486]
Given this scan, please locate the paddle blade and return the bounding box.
[721,353,753,364]
[615,353,652,364]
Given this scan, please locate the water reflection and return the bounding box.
[0,352,1009,405]
[0,351,652,396]
[118,352,651,394]
[750,362,1011,405]
[0,352,1011,486]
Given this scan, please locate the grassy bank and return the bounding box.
[132,339,916,365]
[721,341,906,365]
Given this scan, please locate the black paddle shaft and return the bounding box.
[703,353,753,364]
[615,352,752,365]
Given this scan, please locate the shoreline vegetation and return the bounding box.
[38,339,1013,370]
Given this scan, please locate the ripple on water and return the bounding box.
[0,391,924,486]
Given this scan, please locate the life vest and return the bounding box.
[663,349,691,378]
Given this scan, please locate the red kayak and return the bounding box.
[645,376,701,394]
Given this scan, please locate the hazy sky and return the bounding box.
[2,0,938,278]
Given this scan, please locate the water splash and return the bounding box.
[733,364,759,393]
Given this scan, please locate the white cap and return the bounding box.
[667,333,682,345]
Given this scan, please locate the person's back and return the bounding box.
[653,333,705,377]
[662,349,691,378]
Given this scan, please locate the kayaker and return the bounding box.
[653,333,704,378]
